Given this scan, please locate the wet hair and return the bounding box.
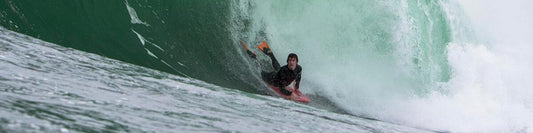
[287,53,298,62]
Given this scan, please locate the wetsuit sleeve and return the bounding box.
[276,68,290,87]
[268,53,281,70]
[276,67,292,96]
[295,66,302,90]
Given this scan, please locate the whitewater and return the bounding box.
[1,0,532,132]
[235,0,533,132]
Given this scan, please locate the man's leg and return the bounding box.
[262,48,281,70]
[261,71,276,84]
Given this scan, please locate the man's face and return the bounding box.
[287,57,298,70]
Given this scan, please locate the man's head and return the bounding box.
[287,53,298,70]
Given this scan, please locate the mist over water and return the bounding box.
[425,0,533,131]
[396,0,533,132]
[233,0,533,132]
[232,0,450,125]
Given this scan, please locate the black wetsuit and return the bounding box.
[261,53,302,96]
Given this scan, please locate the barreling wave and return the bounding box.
[230,0,453,116]
[231,0,533,132]
[2,0,532,132]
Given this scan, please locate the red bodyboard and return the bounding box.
[267,84,310,103]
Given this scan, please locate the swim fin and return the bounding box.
[257,41,271,54]
[240,41,257,59]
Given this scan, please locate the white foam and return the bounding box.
[161,60,190,78]
[231,0,533,132]
[131,29,164,51]
[124,0,150,26]
[389,0,533,131]
[131,29,146,46]
[388,43,533,132]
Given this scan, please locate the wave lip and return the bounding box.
[231,0,533,132]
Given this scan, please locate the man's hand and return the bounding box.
[290,93,299,100]
[284,86,294,92]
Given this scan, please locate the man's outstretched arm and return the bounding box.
[294,76,301,90]
[295,66,302,90]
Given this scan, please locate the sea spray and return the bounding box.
[230,0,533,132]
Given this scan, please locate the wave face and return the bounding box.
[0,27,434,132]
[0,0,263,93]
[1,0,532,132]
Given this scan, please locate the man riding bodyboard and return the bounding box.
[241,41,309,103]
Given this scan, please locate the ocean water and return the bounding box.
[0,27,432,132]
[1,0,532,132]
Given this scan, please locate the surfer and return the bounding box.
[256,45,302,100]
[241,41,309,102]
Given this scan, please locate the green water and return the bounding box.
[0,0,453,95]
[0,0,260,93]
[0,0,492,132]
[0,26,434,132]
